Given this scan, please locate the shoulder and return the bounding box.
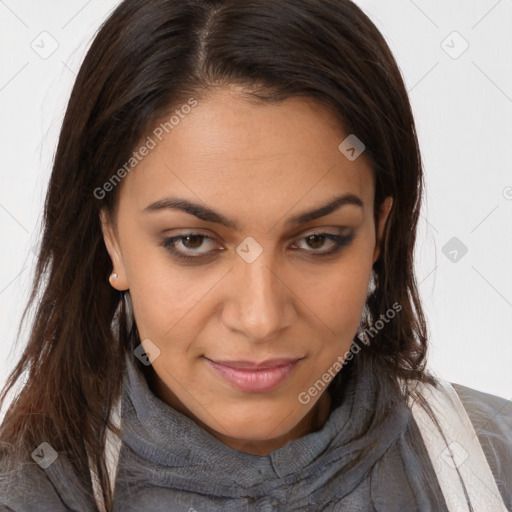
[451,382,512,438]
[450,381,512,506]
[0,460,65,511]
[0,451,95,512]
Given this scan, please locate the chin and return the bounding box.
[203,405,304,444]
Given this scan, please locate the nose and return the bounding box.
[218,254,297,343]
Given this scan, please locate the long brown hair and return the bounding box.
[0,0,435,509]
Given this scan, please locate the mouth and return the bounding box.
[203,356,304,392]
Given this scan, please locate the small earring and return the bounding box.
[110,273,118,282]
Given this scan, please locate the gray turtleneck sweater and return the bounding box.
[1,352,511,511]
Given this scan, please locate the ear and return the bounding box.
[372,196,393,264]
[100,209,129,291]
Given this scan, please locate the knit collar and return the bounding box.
[120,351,411,496]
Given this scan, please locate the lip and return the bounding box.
[204,357,303,392]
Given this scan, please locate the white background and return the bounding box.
[1,0,511,421]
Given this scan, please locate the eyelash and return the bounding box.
[161,231,354,262]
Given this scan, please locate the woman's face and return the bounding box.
[101,86,392,455]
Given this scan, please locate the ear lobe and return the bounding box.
[372,196,393,264]
[99,209,129,290]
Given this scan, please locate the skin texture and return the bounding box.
[101,86,392,456]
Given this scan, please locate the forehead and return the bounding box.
[118,86,375,223]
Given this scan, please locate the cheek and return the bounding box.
[328,270,369,325]
[129,278,208,344]
[122,241,206,339]
[315,271,369,362]
[300,267,370,386]
[303,250,372,361]
[302,256,371,334]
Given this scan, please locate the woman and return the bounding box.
[1,0,511,510]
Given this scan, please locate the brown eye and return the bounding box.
[162,233,221,261]
[181,234,205,250]
[291,231,354,256]
[305,234,327,249]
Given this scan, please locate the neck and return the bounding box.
[145,365,333,456]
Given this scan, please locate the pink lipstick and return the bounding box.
[204,357,302,392]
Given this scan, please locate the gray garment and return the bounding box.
[1,352,511,511]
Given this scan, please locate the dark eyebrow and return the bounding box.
[286,194,363,226]
[143,193,363,230]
